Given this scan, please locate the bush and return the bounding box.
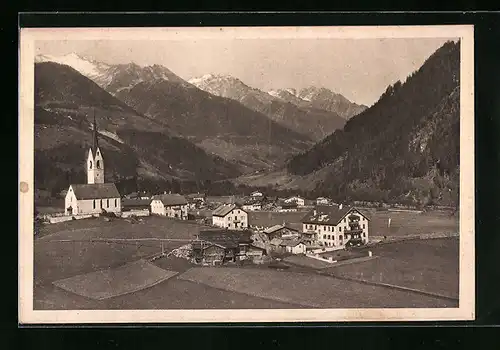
[101,210,117,218]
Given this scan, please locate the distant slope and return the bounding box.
[297,87,368,120]
[116,78,314,173]
[188,74,346,141]
[243,41,461,207]
[34,62,241,195]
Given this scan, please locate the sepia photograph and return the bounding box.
[19,25,475,323]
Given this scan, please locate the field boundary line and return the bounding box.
[45,238,192,242]
[93,272,178,301]
[177,268,316,308]
[322,272,459,302]
[52,260,179,301]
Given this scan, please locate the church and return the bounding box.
[64,115,122,216]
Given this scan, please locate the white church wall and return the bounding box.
[74,198,121,215]
[65,188,78,215]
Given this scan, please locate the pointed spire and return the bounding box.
[92,108,99,154]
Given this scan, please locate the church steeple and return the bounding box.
[87,110,104,184]
[92,109,99,155]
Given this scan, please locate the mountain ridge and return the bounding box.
[34,62,242,195]
[188,74,348,140]
[116,77,314,172]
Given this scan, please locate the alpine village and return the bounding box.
[33,40,460,309]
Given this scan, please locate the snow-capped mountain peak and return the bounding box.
[35,52,111,79]
[267,90,281,98]
[36,53,187,95]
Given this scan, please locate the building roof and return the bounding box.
[212,204,245,217]
[197,229,253,249]
[122,198,151,207]
[301,205,370,225]
[243,197,262,205]
[206,195,236,204]
[186,193,206,200]
[251,232,270,244]
[264,224,285,234]
[151,194,187,206]
[69,183,120,200]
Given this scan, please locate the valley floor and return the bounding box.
[32,211,459,310]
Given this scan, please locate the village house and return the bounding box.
[124,191,151,200]
[212,204,249,230]
[64,115,121,216]
[206,195,237,206]
[264,223,300,240]
[301,205,370,247]
[150,194,188,220]
[138,191,152,200]
[250,191,264,198]
[124,191,139,199]
[281,238,307,254]
[284,195,305,207]
[241,197,262,211]
[191,230,265,265]
[277,202,298,212]
[316,197,331,205]
[185,193,206,210]
[269,237,307,255]
[122,198,151,212]
[250,232,270,253]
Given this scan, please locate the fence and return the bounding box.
[46,214,98,224]
[309,245,345,254]
[120,210,150,218]
[368,232,459,246]
[305,253,337,264]
[41,209,151,224]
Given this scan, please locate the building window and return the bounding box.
[363,224,365,229]
[323,235,326,239]
[101,199,104,208]
[327,235,331,240]
[339,235,343,241]
[93,200,96,209]
[97,160,101,169]
[106,199,109,208]
[89,161,93,169]
[115,199,117,207]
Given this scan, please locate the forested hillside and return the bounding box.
[286,41,460,206]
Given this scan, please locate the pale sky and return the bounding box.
[36,37,456,106]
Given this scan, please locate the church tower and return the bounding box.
[87,112,105,184]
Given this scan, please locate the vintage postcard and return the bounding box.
[19,25,475,323]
